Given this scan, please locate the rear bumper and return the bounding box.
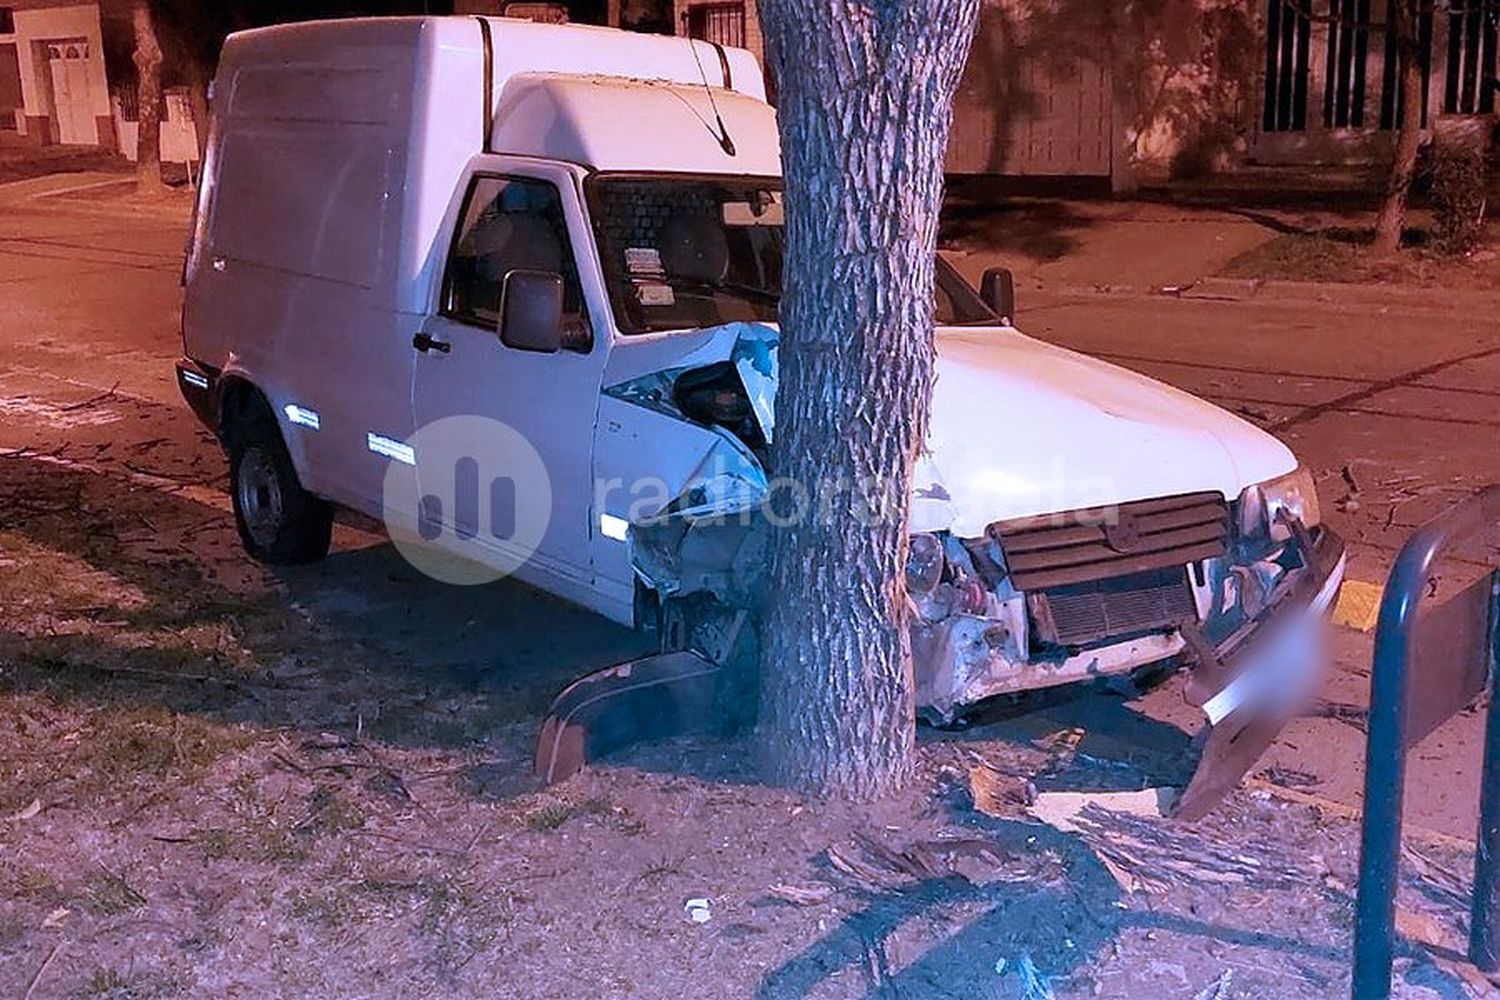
[174,358,219,430]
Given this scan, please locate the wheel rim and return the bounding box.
[237,446,283,549]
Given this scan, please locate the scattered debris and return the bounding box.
[1395,906,1462,953]
[22,941,64,1000]
[968,762,1029,818]
[823,831,1017,894]
[684,897,712,924]
[1334,463,1362,513]
[1028,788,1176,833]
[7,798,42,822]
[1260,766,1322,790]
[766,883,834,907]
[1191,968,1233,1000]
[994,951,1055,1000]
[1307,699,1369,732]
[1032,801,1314,896]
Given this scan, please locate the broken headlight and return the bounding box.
[906,533,945,594]
[1238,466,1320,543]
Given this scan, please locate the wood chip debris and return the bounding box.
[968,763,1030,818]
[1027,788,1175,833]
[1030,798,1314,895]
[823,832,1016,893]
[766,883,834,906]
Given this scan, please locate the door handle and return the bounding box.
[412,332,451,354]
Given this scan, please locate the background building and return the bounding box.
[0,0,113,147]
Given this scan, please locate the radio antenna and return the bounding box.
[688,39,736,157]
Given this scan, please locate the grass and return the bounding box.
[191,781,365,865]
[1219,221,1500,290]
[72,966,182,1000]
[523,794,616,832]
[289,888,357,929]
[2,865,62,904]
[79,866,146,916]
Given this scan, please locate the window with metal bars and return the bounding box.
[1443,0,1498,114]
[1325,0,1373,127]
[1379,0,1435,128]
[1263,0,1313,131]
[685,2,746,49]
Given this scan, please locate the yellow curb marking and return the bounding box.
[1333,579,1384,632]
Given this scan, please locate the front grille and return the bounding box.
[990,491,1229,591]
[1030,566,1198,646]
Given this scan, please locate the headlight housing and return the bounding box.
[1238,466,1320,542]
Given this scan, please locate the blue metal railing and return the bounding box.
[1352,484,1500,998]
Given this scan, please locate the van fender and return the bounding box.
[214,362,316,490]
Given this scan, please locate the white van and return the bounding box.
[179,17,1344,813]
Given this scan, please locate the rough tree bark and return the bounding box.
[1372,0,1424,254]
[132,0,166,195]
[755,0,980,798]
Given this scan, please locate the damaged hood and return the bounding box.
[602,322,1296,537]
[916,327,1296,536]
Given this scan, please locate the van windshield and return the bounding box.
[587,175,996,335]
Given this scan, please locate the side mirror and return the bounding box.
[980,266,1016,324]
[499,269,564,353]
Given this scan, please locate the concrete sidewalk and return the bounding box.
[942,194,1500,312]
[0,169,193,222]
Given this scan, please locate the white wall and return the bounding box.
[10,3,111,141]
[115,88,200,164]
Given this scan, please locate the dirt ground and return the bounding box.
[3,187,1500,998]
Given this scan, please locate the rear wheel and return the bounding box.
[228,413,332,565]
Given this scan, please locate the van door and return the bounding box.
[410,166,606,593]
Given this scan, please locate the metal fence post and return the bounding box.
[1351,486,1500,999]
[1470,580,1500,971]
[1351,544,1428,999]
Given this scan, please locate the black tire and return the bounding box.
[228,412,332,565]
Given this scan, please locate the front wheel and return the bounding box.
[229,422,332,565]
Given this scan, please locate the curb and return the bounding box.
[1046,276,1500,313]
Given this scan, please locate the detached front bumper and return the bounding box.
[1173,523,1346,818]
[912,523,1346,814]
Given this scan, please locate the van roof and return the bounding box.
[223,16,767,103]
[494,74,780,174]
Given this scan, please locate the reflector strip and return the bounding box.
[284,404,321,430]
[180,370,210,390]
[599,512,629,542]
[366,432,414,465]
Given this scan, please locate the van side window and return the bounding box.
[442,176,592,351]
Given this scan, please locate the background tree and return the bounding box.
[131,0,165,194]
[755,0,981,798]
[1372,0,1425,253]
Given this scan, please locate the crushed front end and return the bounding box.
[907,480,1345,727]
[600,324,1346,816]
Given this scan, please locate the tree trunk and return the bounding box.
[132,0,166,196]
[755,0,980,798]
[1372,0,1423,254]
